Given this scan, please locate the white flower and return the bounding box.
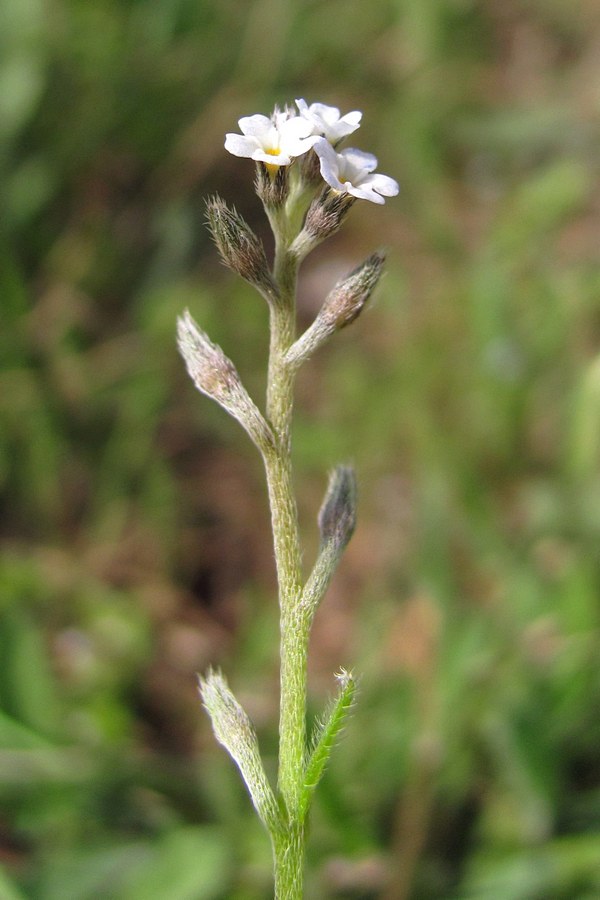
[313,138,399,205]
[225,108,318,166]
[295,99,362,144]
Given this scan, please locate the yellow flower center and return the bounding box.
[265,148,281,177]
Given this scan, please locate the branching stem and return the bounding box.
[187,134,389,898]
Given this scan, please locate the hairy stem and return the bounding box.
[263,446,305,809]
[273,823,305,900]
[262,228,309,894]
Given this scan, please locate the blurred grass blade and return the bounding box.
[0,866,27,900]
[566,353,600,482]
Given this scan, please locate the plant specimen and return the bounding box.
[177,99,398,899]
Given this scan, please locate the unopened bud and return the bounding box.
[320,251,385,330]
[285,251,385,367]
[318,465,357,553]
[254,161,290,208]
[292,187,355,258]
[300,466,358,620]
[177,310,274,451]
[206,196,277,301]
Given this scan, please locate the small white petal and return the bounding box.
[238,114,272,136]
[310,102,342,122]
[295,100,362,142]
[313,138,344,188]
[369,174,399,197]
[225,134,260,157]
[313,137,338,163]
[293,134,321,155]
[252,149,293,165]
[340,110,362,129]
[281,115,315,140]
[348,184,386,204]
[341,148,378,173]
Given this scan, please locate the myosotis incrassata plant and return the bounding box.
[177,99,398,898]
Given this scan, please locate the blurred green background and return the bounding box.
[2,0,600,897]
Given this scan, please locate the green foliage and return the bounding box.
[2,0,600,897]
[301,670,355,823]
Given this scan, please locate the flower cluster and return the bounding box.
[225,99,399,206]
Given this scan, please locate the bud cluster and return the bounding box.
[199,669,282,833]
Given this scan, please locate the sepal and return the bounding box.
[255,161,290,208]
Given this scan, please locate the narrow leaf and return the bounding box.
[300,669,356,821]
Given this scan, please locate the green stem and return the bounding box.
[262,224,309,895]
[263,447,305,810]
[273,823,305,900]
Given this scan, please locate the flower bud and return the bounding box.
[300,466,358,620]
[318,465,357,554]
[206,196,277,301]
[285,251,385,368]
[177,310,274,451]
[320,251,385,330]
[292,187,356,257]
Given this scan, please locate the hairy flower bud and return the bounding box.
[320,251,385,330]
[285,252,385,368]
[318,465,357,554]
[177,310,274,451]
[206,196,277,301]
[291,187,356,259]
[300,466,358,621]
